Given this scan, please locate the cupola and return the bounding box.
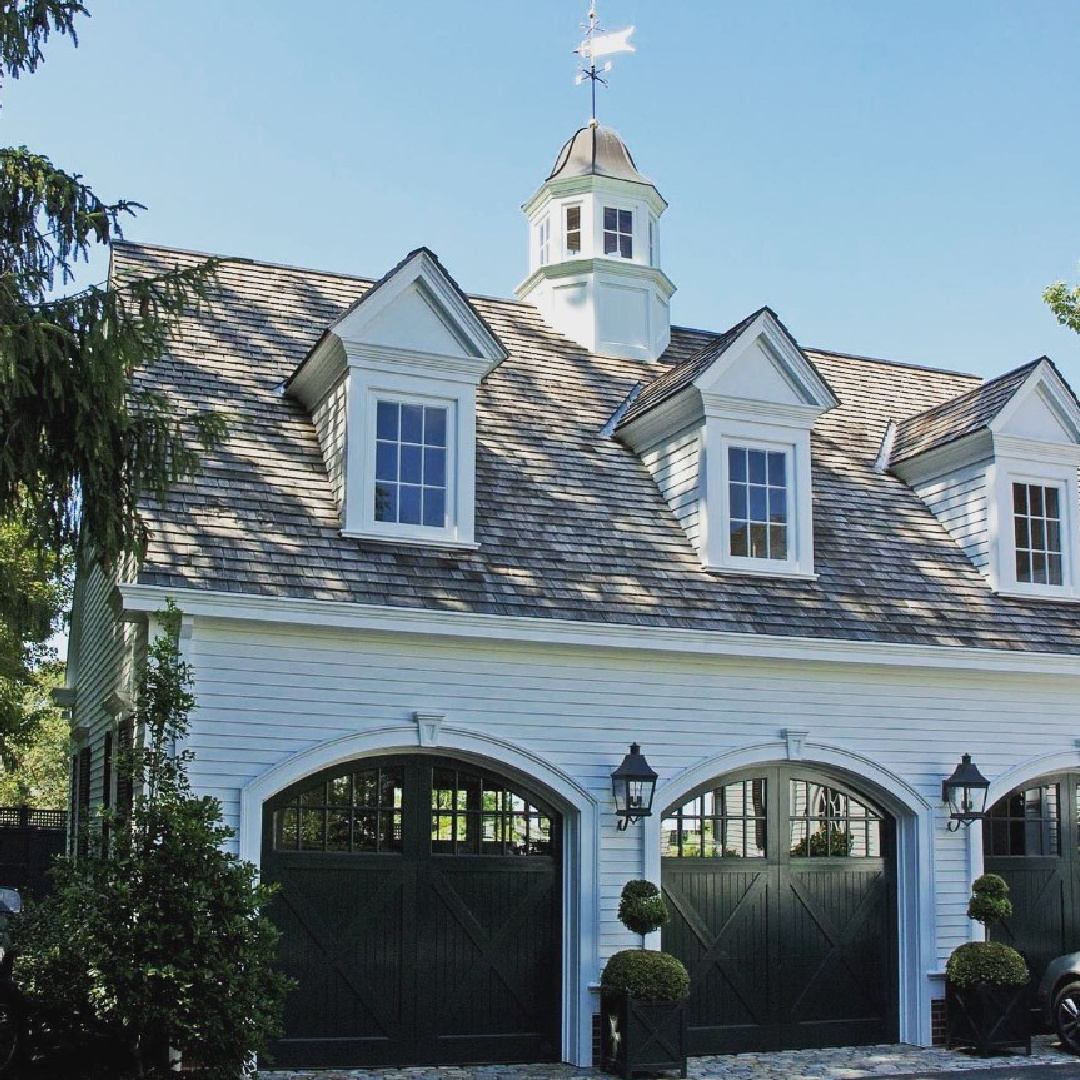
[515,121,675,362]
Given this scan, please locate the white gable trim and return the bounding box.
[990,359,1080,446]
[693,311,838,413]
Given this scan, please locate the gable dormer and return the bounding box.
[889,358,1080,599]
[287,249,506,548]
[615,308,837,577]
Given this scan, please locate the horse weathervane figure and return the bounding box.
[574,3,636,126]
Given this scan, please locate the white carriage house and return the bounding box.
[65,122,1080,1068]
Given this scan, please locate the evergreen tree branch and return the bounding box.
[0,0,85,83]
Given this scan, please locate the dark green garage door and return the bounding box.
[661,766,897,1054]
[985,773,1080,987]
[262,755,562,1068]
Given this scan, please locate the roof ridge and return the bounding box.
[806,345,982,382]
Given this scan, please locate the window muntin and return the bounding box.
[987,783,1060,857]
[603,207,633,258]
[374,400,448,529]
[430,766,553,856]
[274,764,405,854]
[789,780,882,858]
[728,447,788,561]
[1013,482,1063,586]
[661,778,767,858]
[565,205,582,256]
[538,214,551,267]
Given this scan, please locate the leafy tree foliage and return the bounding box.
[14,604,291,1078]
[0,660,69,806]
[1045,280,1080,336]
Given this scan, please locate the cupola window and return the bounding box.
[538,215,551,267]
[603,207,633,258]
[565,205,582,256]
[1013,481,1063,586]
[375,399,449,529]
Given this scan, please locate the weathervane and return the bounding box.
[574,3,636,125]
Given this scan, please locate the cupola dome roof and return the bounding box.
[548,122,653,186]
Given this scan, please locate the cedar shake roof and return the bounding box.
[115,241,1080,655]
[889,359,1042,465]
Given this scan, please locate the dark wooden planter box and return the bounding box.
[945,979,1031,1056]
[600,990,687,1079]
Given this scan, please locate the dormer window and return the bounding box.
[728,447,788,561]
[565,205,582,256]
[1013,482,1063,587]
[603,207,633,259]
[374,400,449,529]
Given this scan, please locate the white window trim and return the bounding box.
[599,201,635,261]
[563,202,584,260]
[343,368,480,549]
[987,456,1079,600]
[700,417,817,579]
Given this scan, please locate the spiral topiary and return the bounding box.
[617,879,669,937]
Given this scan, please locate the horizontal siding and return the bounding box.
[310,374,348,515]
[639,424,702,550]
[913,460,991,573]
[180,619,1080,968]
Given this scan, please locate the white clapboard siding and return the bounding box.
[310,374,348,512]
[638,424,702,549]
[912,460,991,573]
[178,617,1080,967]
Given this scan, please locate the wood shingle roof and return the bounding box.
[115,241,1080,655]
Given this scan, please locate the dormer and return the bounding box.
[515,122,675,362]
[287,249,506,548]
[889,358,1080,600]
[614,308,837,576]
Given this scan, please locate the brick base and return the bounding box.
[592,1010,602,1066]
[931,997,946,1045]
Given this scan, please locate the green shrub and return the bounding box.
[946,941,1029,988]
[618,880,669,936]
[967,873,1012,927]
[601,949,690,1001]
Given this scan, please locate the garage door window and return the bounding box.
[986,782,1060,857]
[661,778,768,858]
[789,780,882,857]
[431,765,554,857]
[273,764,404,853]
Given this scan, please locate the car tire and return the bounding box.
[1054,980,1080,1054]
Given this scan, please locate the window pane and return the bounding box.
[619,209,632,232]
[375,483,396,522]
[276,808,298,850]
[749,523,768,558]
[401,404,424,443]
[730,485,747,519]
[1013,482,1027,514]
[1015,517,1029,547]
[302,783,326,808]
[770,525,788,559]
[424,407,447,448]
[730,521,748,557]
[1050,553,1063,586]
[604,207,617,230]
[769,487,787,523]
[400,444,422,484]
[424,447,446,487]
[1016,550,1031,582]
[399,485,422,524]
[728,447,747,482]
[604,233,618,256]
[620,235,632,258]
[748,450,767,484]
[749,486,768,520]
[375,441,397,482]
[1046,487,1061,518]
[327,810,351,851]
[329,774,351,805]
[376,400,399,441]
[423,487,446,528]
[1031,486,1044,516]
[767,452,786,486]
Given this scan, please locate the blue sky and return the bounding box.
[7,0,1080,382]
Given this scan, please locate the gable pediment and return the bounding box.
[992,360,1080,448]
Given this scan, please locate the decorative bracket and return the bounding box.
[104,689,134,716]
[784,728,809,761]
[414,711,445,748]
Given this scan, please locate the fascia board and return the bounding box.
[343,342,493,386]
[992,433,1080,468]
[117,582,1080,677]
[693,313,836,414]
[334,251,506,369]
[701,394,823,430]
[890,430,994,485]
[617,387,702,452]
[990,361,1080,445]
[288,333,346,409]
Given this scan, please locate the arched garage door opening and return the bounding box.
[262,754,563,1068]
[984,772,1080,988]
[661,765,898,1054]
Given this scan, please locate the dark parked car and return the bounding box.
[0,887,22,1072]
[1038,952,1080,1053]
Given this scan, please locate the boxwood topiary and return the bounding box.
[946,941,1029,988]
[967,873,1012,927]
[601,948,690,1001]
[618,880,669,937]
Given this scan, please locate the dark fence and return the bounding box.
[0,805,67,899]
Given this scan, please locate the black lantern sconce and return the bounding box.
[611,743,658,831]
[941,753,990,832]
